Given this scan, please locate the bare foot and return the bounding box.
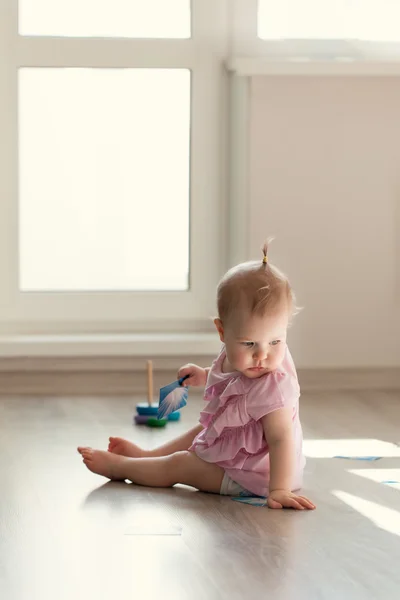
[108,437,144,458]
[78,446,129,480]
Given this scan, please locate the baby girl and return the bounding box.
[78,243,315,510]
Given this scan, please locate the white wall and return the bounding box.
[249,76,400,369]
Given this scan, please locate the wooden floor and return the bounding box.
[1,390,400,600]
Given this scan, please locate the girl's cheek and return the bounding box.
[232,347,246,364]
[275,345,286,364]
[230,349,241,362]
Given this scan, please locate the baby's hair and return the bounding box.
[217,240,297,324]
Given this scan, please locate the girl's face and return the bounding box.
[214,307,289,378]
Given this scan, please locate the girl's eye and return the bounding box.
[241,342,254,348]
[270,340,281,346]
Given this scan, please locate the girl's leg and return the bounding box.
[108,438,144,458]
[77,447,224,494]
[108,424,204,458]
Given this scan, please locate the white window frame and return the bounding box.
[0,0,229,341]
[229,0,400,75]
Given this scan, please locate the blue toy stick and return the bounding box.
[334,456,382,461]
[157,375,190,420]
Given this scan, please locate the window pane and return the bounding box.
[18,68,190,292]
[258,0,400,42]
[19,0,191,38]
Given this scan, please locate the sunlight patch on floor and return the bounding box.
[303,438,400,458]
[333,490,400,537]
[349,468,400,490]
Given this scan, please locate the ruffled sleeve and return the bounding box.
[245,371,300,422]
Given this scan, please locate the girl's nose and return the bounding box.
[253,347,268,361]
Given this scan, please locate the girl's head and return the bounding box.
[214,241,297,378]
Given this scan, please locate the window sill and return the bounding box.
[0,332,221,358]
[227,58,400,76]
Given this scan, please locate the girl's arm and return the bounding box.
[178,364,209,387]
[261,408,315,510]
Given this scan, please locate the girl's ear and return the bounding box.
[214,318,224,342]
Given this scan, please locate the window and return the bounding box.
[258,0,400,42]
[19,68,190,292]
[19,0,191,38]
[231,0,400,64]
[0,1,227,332]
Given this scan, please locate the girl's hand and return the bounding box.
[268,490,316,510]
[177,363,208,387]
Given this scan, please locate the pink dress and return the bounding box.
[189,346,306,497]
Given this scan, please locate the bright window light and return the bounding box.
[18,68,191,292]
[19,0,191,38]
[258,0,400,42]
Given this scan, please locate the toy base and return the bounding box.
[136,403,159,416]
[167,411,181,421]
[135,409,181,422]
[134,415,167,427]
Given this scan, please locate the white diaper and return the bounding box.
[220,473,252,496]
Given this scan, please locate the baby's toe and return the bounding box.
[79,447,93,458]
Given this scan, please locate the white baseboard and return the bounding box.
[0,357,399,396]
